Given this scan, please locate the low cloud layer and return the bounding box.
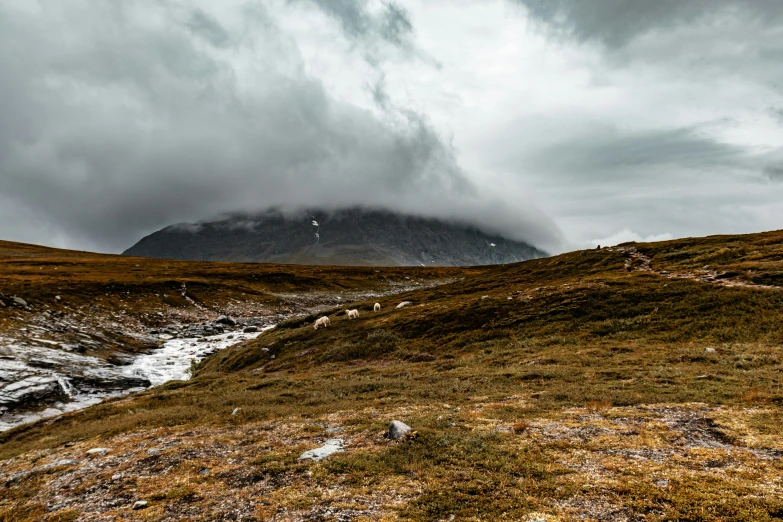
[2,0,783,255]
[0,1,559,252]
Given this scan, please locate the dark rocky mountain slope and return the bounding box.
[123,208,547,266]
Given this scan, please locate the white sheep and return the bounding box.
[347,309,359,319]
[314,316,330,330]
[373,303,381,312]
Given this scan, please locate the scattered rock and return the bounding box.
[396,301,413,309]
[199,467,210,476]
[86,447,110,456]
[243,326,258,333]
[655,479,669,487]
[231,407,241,416]
[132,501,149,510]
[55,295,62,301]
[12,296,28,307]
[385,420,412,440]
[4,459,78,486]
[299,439,345,461]
[705,347,716,353]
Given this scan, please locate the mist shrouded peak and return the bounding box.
[0,1,560,255]
[123,207,548,267]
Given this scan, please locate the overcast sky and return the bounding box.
[2,0,783,254]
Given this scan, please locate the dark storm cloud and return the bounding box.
[0,1,559,252]
[302,0,438,67]
[525,126,748,177]
[515,0,783,48]
[765,165,783,181]
[186,9,231,48]
[303,0,414,49]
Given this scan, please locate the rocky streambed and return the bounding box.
[0,321,274,432]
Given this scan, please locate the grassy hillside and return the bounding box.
[2,233,783,521]
[0,239,466,358]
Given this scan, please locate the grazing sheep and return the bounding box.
[374,303,381,312]
[314,316,330,330]
[347,309,359,319]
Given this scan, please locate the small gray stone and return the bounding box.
[132,500,149,510]
[386,420,412,440]
[231,407,241,416]
[396,301,413,309]
[705,347,716,353]
[86,447,110,456]
[52,459,78,468]
[243,326,258,333]
[298,439,344,461]
[12,296,28,307]
[199,468,210,476]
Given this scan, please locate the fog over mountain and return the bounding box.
[2,1,783,254]
[123,208,547,266]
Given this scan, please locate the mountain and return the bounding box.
[122,208,547,266]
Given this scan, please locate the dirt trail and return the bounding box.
[612,246,780,290]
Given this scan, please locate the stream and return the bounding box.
[0,326,274,432]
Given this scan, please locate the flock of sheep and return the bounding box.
[313,302,382,330]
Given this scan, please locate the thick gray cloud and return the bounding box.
[0,0,559,252]
[4,0,783,256]
[478,0,783,247]
[186,9,232,48]
[518,126,748,176]
[517,0,783,48]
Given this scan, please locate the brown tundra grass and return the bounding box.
[2,231,783,520]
